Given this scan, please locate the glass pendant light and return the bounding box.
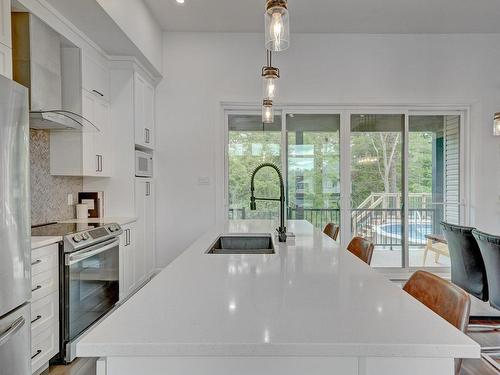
[495,113,500,136]
[262,99,274,123]
[265,0,290,52]
[262,51,279,100]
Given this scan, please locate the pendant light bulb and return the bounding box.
[262,99,274,123]
[265,0,290,52]
[494,112,500,136]
[262,66,279,100]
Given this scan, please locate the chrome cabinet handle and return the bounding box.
[92,89,104,97]
[146,181,151,196]
[0,316,25,347]
[31,285,42,292]
[31,349,42,359]
[31,259,42,266]
[125,229,131,246]
[96,155,103,172]
[31,315,42,324]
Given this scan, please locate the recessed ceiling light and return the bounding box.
[176,0,185,4]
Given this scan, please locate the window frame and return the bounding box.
[221,104,470,278]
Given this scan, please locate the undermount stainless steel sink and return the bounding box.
[207,234,275,254]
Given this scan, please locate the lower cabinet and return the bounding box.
[119,180,156,301]
[119,222,137,300]
[135,178,155,279]
[31,243,59,375]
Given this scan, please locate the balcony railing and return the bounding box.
[229,207,440,247]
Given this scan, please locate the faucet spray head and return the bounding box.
[250,196,256,210]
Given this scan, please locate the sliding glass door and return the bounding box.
[225,108,464,271]
[286,114,341,236]
[350,114,404,267]
[227,114,282,220]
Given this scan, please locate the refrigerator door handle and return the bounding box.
[0,316,25,347]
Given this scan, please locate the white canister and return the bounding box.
[76,203,89,219]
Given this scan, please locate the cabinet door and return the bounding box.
[82,52,109,101]
[0,0,11,48]
[94,98,112,177]
[134,73,146,147]
[144,180,155,275]
[143,81,155,148]
[0,42,11,79]
[81,90,97,176]
[119,224,136,300]
[134,179,147,286]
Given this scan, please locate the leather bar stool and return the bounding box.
[441,222,500,331]
[472,230,500,310]
[403,270,471,374]
[471,230,500,354]
[441,222,488,302]
[323,223,340,241]
[347,237,374,265]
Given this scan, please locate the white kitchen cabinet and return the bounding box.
[31,242,59,375]
[0,0,11,48]
[0,0,11,79]
[51,47,112,177]
[135,178,155,282]
[134,72,155,149]
[0,41,12,78]
[119,222,137,300]
[82,50,109,101]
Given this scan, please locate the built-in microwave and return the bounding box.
[135,150,153,177]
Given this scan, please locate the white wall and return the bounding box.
[96,0,163,73]
[155,32,500,267]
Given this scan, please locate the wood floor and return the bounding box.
[45,319,500,375]
[43,358,96,375]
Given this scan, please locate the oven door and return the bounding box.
[64,238,119,343]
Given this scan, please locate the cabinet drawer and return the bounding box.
[31,324,59,374]
[31,244,59,276]
[31,291,58,338]
[31,268,58,302]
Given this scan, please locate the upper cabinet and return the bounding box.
[50,47,112,177]
[82,51,110,101]
[0,0,11,79]
[134,72,155,150]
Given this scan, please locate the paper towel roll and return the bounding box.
[76,204,89,219]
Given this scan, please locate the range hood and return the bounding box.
[12,12,98,132]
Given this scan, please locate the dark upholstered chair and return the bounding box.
[441,222,488,302]
[403,271,471,374]
[323,223,340,241]
[472,230,500,310]
[347,237,374,265]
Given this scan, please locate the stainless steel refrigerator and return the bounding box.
[0,75,31,375]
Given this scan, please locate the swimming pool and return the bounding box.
[377,223,433,244]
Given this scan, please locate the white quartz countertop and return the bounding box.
[77,220,479,359]
[31,236,62,249]
[58,217,137,226]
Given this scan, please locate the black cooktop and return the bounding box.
[31,222,104,237]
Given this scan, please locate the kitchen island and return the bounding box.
[77,220,479,375]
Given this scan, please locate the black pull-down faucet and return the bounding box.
[250,163,287,242]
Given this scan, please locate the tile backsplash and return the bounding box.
[30,129,83,225]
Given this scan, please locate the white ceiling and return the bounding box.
[144,0,500,33]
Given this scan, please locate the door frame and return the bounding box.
[219,103,470,276]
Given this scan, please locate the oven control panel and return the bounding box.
[66,223,123,251]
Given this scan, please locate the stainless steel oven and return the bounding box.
[59,224,122,363]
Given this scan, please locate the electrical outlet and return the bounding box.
[67,194,73,206]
